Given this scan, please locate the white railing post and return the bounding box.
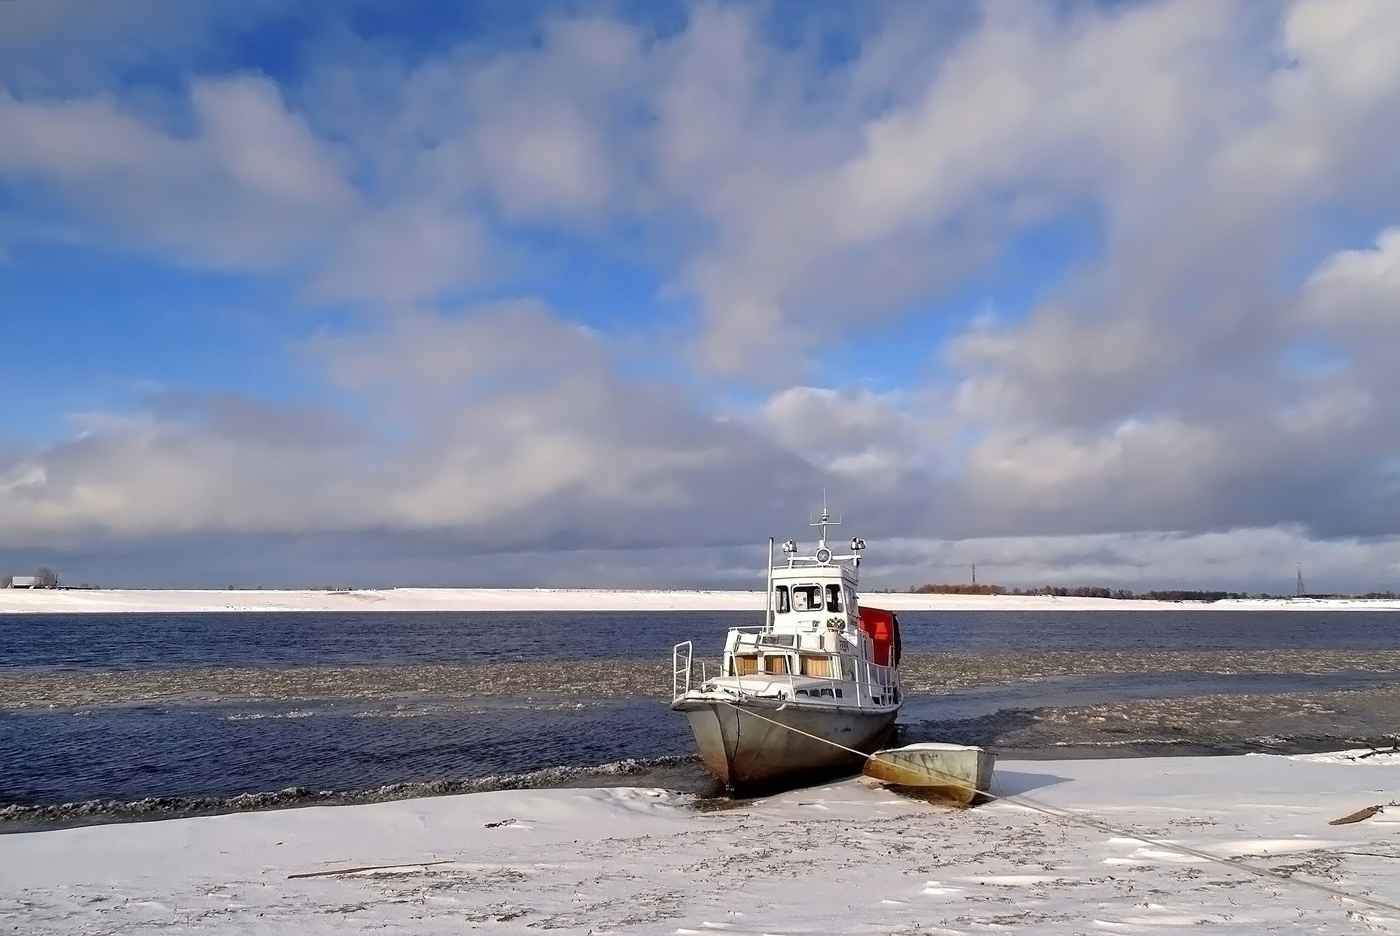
[673,641,693,699]
[765,537,774,632]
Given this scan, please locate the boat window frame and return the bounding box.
[774,584,790,614]
[825,583,843,612]
[763,653,792,675]
[791,584,822,612]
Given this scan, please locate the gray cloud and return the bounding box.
[877,525,1400,595]
[9,525,1400,595]
[0,301,824,557]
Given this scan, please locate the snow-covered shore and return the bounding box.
[3,750,1398,934]
[3,586,1400,613]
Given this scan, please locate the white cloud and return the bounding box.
[668,2,1251,374]
[759,386,931,490]
[192,78,352,211]
[1282,0,1400,103]
[310,202,491,308]
[465,17,642,224]
[1299,227,1400,334]
[0,75,357,269]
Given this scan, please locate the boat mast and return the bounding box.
[811,490,839,550]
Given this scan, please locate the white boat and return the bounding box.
[671,505,903,792]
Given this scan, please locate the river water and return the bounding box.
[2,609,1397,829]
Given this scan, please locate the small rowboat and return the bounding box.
[862,743,996,805]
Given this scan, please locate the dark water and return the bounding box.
[5,609,1400,670]
[2,610,1398,829]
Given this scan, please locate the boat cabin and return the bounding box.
[709,532,899,708]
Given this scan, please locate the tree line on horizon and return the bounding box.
[906,582,1400,601]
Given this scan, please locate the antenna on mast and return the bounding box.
[810,490,840,547]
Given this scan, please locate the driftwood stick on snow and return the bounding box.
[1329,805,1386,826]
[288,859,453,879]
[1356,744,1400,760]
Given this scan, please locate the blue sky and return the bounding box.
[4,0,1400,590]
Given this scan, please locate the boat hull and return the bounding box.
[861,743,996,806]
[674,699,897,792]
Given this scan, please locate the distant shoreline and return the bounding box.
[3,587,1399,613]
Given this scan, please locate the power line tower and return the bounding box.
[1296,562,1305,597]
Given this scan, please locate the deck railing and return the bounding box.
[672,641,692,699]
[674,627,899,708]
[677,660,897,709]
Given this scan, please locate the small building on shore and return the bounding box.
[7,575,38,588]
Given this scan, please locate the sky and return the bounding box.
[3,0,1400,592]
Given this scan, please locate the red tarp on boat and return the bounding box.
[857,606,902,666]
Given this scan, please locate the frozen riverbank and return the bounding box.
[3,750,1398,934]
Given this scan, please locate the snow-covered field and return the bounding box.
[2,750,1398,934]
[4,586,1399,613]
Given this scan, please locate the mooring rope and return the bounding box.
[718,700,1400,918]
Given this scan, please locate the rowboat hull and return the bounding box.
[862,743,996,805]
[674,698,897,792]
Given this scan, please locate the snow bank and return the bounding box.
[3,753,1398,933]
[4,586,1400,613]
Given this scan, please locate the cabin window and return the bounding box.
[732,654,759,676]
[799,654,834,677]
[774,585,790,613]
[818,687,835,698]
[835,688,844,698]
[764,655,791,675]
[791,585,822,611]
[826,584,843,612]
